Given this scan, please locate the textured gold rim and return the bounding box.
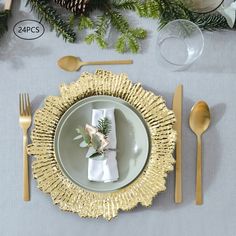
[28,70,176,220]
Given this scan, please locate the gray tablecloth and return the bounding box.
[0,1,235,236]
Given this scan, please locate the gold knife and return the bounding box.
[172,84,183,203]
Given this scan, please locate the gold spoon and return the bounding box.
[189,101,211,205]
[57,56,133,72]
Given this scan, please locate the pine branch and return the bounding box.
[111,0,140,11]
[69,14,75,28]
[192,13,229,31]
[95,14,110,37]
[22,0,234,53]
[0,10,10,39]
[83,1,147,53]
[138,0,159,18]
[109,10,147,53]
[26,0,76,42]
[68,14,94,39]
[147,0,230,31]
[78,15,94,31]
[115,34,126,53]
[109,10,129,33]
[97,117,111,137]
[156,0,191,28]
[85,13,110,48]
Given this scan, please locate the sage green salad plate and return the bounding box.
[54,95,150,192]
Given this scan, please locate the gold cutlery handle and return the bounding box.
[23,134,30,201]
[84,60,133,66]
[175,137,182,203]
[173,84,183,203]
[196,135,202,205]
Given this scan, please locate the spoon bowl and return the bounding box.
[189,100,211,205]
[189,101,211,136]
[57,56,133,72]
[57,56,81,72]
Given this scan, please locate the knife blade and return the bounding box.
[172,84,183,203]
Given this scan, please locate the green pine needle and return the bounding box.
[108,10,147,53]
[78,15,94,31]
[85,33,96,44]
[94,14,110,48]
[139,0,159,18]
[155,0,191,28]
[130,28,147,39]
[97,117,111,137]
[141,0,231,31]
[78,1,147,53]
[115,35,126,53]
[192,13,229,31]
[69,14,75,28]
[26,0,76,42]
[21,0,234,53]
[85,14,109,48]
[111,0,140,11]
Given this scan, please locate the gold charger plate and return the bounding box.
[28,70,176,220]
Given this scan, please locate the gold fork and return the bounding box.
[19,93,32,201]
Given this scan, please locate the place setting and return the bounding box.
[12,0,233,222]
[23,70,176,220]
[18,63,212,220]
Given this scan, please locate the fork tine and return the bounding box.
[23,93,26,115]
[19,93,31,116]
[26,93,31,115]
[23,93,28,115]
[22,94,25,115]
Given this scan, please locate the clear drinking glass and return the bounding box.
[184,0,224,13]
[156,19,204,71]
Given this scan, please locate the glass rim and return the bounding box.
[156,19,204,67]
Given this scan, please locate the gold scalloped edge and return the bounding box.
[28,70,176,220]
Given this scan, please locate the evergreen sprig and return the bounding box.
[83,8,147,53]
[69,0,147,53]
[97,117,111,137]
[85,13,110,48]
[111,0,141,11]
[78,15,94,31]
[26,0,76,42]
[137,0,159,18]
[161,0,191,26]
[110,10,146,53]
[192,13,229,31]
[22,0,235,53]
[0,10,10,39]
[140,0,231,31]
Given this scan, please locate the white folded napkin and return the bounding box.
[87,108,119,182]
